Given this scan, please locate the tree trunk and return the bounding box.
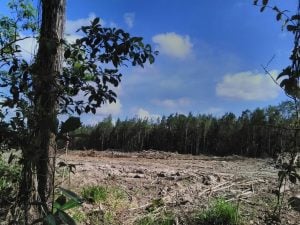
[25,0,65,220]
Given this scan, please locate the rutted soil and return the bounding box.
[58,150,300,225]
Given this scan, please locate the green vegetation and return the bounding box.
[0,0,156,222]
[254,0,300,217]
[70,101,298,158]
[70,208,87,223]
[146,198,165,212]
[31,187,83,225]
[82,186,108,203]
[77,185,128,224]
[0,154,21,208]
[194,199,241,225]
[134,211,175,225]
[0,0,298,223]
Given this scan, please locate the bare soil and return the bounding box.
[58,150,300,225]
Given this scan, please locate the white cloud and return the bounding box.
[65,13,98,35]
[152,97,191,109]
[96,100,122,116]
[109,22,118,28]
[159,79,182,90]
[152,32,193,59]
[136,108,160,120]
[216,71,280,101]
[203,107,224,116]
[17,36,37,62]
[65,13,119,44]
[65,13,99,44]
[64,34,82,44]
[17,13,100,58]
[123,13,135,28]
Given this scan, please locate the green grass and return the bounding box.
[135,211,175,225]
[79,185,128,224]
[69,208,87,223]
[194,198,241,225]
[81,185,108,203]
[0,155,21,201]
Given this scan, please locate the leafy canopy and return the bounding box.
[0,0,157,149]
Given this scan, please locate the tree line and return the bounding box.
[69,100,298,157]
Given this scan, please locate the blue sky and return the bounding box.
[1,0,298,124]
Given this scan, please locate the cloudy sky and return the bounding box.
[1,0,297,124]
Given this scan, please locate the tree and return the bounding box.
[0,0,157,223]
[254,0,300,218]
[32,0,66,213]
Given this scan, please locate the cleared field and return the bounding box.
[58,150,300,225]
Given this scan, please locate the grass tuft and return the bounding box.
[134,211,175,225]
[194,198,241,225]
[81,185,108,203]
[79,185,128,224]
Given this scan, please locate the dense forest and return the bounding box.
[69,100,298,157]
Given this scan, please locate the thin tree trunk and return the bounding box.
[32,0,65,218]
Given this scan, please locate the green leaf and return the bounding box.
[289,174,297,184]
[93,37,101,46]
[60,199,81,211]
[92,17,100,26]
[276,13,282,21]
[287,25,298,32]
[58,187,83,204]
[57,210,77,225]
[262,0,268,6]
[7,153,15,164]
[91,107,96,114]
[291,15,300,21]
[64,49,71,59]
[60,117,81,134]
[260,6,266,12]
[44,214,56,225]
[57,161,67,167]
[273,6,279,12]
[149,54,155,64]
[55,195,66,206]
[85,105,90,113]
[278,170,286,180]
[280,77,298,97]
[53,201,62,212]
[277,67,291,80]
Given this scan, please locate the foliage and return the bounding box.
[254,0,300,218]
[58,18,158,116]
[81,185,127,205]
[79,185,128,224]
[60,117,81,134]
[81,185,108,203]
[69,101,298,158]
[254,1,300,100]
[70,208,87,223]
[194,199,241,225]
[0,0,156,223]
[0,14,157,143]
[134,211,175,225]
[40,187,83,225]
[0,154,21,209]
[146,198,165,212]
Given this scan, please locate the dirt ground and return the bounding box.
[57,150,300,225]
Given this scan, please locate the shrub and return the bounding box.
[0,155,21,203]
[194,198,241,225]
